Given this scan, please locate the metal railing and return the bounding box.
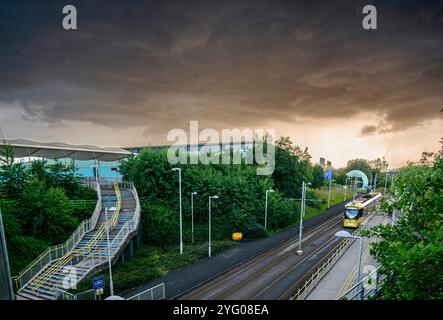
[76,289,97,300]
[335,244,372,299]
[16,181,102,290]
[127,283,165,300]
[339,267,384,300]
[17,180,141,299]
[78,182,140,277]
[55,288,97,300]
[55,289,76,301]
[290,235,355,300]
[30,183,122,294]
[54,181,141,300]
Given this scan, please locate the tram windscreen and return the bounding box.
[345,207,359,219]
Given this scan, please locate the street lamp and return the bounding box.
[191,192,198,244]
[344,177,350,201]
[335,231,364,299]
[208,195,219,258]
[171,167,183,254]
[105,206,116,296]
[264,189,275,230]
[327,179,335,208]
[384,172,388,194]
[353,177,358,201]
[297,182,311,255]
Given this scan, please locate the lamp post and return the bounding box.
[374,173,378,192]
[352,177,357,201]
[335,231,364,299]
[191,192,197,244]
[208,195,219,258]
[344,177,349,201]
[384,172,388,194]
[171,168,183,254]
[327,179,335,208]
[105,207,116,296]
[0,208,14,300]
[297,182,311,255]
[264,189,275,230]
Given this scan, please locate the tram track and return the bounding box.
[177,213,345,300]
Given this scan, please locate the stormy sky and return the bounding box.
[0,0,442,167]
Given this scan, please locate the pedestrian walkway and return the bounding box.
[306,213,388,300]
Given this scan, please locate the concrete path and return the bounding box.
[306,213,388,300]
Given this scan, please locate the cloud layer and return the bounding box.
[0,0,442,149]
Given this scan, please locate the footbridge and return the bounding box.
[15,179,141,300]
[1,139,140,300]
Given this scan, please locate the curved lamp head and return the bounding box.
[210,195,219,199]
[192,192,198,195]
[268,189,275,193]
[335,231,360,239]
[171,167,181,172]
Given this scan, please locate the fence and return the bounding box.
[339,267,384,300]
[56,288,97,300]
[290,235,355,300]
[127,283,166,300]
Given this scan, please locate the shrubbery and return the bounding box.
[120,137,316,244]
[365,139,443,299]
[0,146,97,275]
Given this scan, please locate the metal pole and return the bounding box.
[179,171,183,254]
[344,178,348,201]
[105,208,114,296]
[297,182,305,255]
[0,209,14,300]
[327,178,333,208]
[357,237,364,300]
[384,173,388,194]
[374,173,377,192]
[265,191,268,230]
[353,178,357,201]
[208,197,211,258]
[191,193,195,244]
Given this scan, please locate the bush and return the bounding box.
[141,202,179,246]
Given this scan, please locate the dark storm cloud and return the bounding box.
[0,0,442,141]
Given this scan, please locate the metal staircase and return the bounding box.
[15,180,141,300]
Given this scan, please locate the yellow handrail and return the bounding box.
[31,183,122,293]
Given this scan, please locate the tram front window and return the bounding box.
[345,207,359,219]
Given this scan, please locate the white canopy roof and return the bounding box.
[1,139,131,162]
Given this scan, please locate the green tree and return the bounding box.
[272,137,313,198]
[311,164,325,189]
[345,158,372,178]
[16,180,78,244]
[0,144,28,198]
[365,140,443,299]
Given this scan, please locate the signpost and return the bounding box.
[93,275,105,298]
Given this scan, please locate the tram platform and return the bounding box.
[305,213,389,300]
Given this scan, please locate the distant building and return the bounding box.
[124,141,254,155]
[319,157,326,168]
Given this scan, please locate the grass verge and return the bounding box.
[74,239,236,296]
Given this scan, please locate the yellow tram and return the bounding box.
[343,193,382,228]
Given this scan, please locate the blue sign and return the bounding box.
[324,169,333,181]
[93,275,105,290]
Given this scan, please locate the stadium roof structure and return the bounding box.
[0,139,131,161]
